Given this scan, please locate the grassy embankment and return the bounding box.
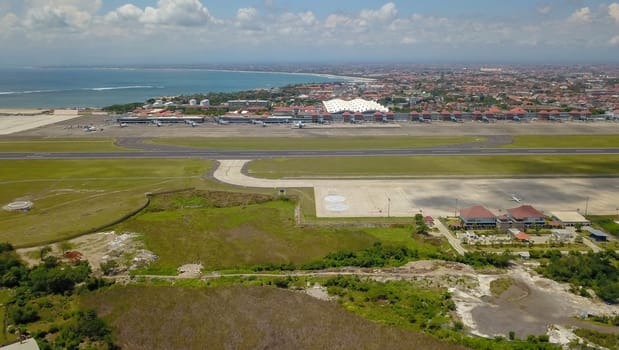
[247,155,619,178]
[118,191,448,274]
[0,289,16,344]
[503,135,619,148]
[573,329,619,349]
[0,159,211,247]
[0,138,130,152]
[147,136,483,150]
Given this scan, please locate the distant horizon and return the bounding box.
[3,61,619,69]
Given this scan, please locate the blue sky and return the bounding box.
[1,1,619,65]
[91,0,612,19]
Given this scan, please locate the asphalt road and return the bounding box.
[1,148,619,160]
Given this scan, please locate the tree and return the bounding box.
[39,246,52,261]
[414,214,429,235]
[10,304,39,324]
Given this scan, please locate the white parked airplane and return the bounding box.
[510,194,522,203]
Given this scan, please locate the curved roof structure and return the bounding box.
[322,98,388,114]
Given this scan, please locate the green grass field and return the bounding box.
[0,138,129,152]
[247,155,619,178]
[117,192,446,273]
[0,159,211,247]
[81,285,465,350]
[503,135,619,148]
[148,136,482,150]
[587,215,619,237]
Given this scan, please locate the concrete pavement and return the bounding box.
[213,160,619,218]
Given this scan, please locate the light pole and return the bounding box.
[387,197,391,218]
[585,197,589,216]
[455,198,458,217]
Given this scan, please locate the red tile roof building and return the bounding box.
[506,205,546,227]
[459,205,497,228]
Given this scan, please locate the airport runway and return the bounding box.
[1,147,619,160]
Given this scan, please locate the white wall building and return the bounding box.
[322,98,388,114]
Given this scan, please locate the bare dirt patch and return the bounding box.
[447,264,619,343]
[178,263,203,278]
[303,282,333,301]
[17,231,157,275]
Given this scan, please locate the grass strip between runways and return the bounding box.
[148,136,482,150]
[247,155,619,178]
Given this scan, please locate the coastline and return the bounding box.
[0,66,365,109]
[8,65,376,83]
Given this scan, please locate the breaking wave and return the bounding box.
[0,86,162,95]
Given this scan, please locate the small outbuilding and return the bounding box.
[586,228,609,242]
[508,228,530,241]
[551,229,573,242]
[424,216,435,226]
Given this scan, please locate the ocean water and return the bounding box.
[0,67,345,108]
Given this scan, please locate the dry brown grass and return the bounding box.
[82,285,468,350]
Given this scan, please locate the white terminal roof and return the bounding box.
[322,98,388,113]
[551,211,590,223]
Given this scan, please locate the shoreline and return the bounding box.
[4,65,376,83]
[0,66,374,109]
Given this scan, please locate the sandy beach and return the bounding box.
[0,109,81,135]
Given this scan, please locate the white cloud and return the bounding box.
[105,4,143,23]
[568,7,591,23]
[236,7,258,23]
[609,3,619,24]
[0,13,19,38]
[25,0,101,13]
[609,35,619,46]
[401,36,417,44]
[325,14,352,29]
[140,0,217,26]
[537,5,552,15]
[360,2,398,22]
[25,4,93,30]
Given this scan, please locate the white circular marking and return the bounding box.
[326,203,349,212]
[324,195,346,203]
